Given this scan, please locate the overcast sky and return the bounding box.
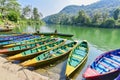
[18,0,99,17]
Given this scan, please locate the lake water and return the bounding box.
[13,24,120,80]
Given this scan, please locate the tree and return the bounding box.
[92,12,102,24]
[22,5,32,19]
[113,8,120,20]
[32,8,40,21]
[101,18,115,28]
[102,12,109,22]
[75,10,91,25]
[0,0,7,16]
[7,11,19,22]
[0,0,20,20]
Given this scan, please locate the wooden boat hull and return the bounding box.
[7,39,66,62]
[2,37,46,48]
[0,29,12,32]
[0,35,40,46]
[83,49,120,80]
[21,41,78,68]
[0,34,35,42]
[0,48,32,56]
[21,51,70,68]
[65,40,89,77]
[83,67,119,80]
[0,38,56,55]
[34,32,73,37]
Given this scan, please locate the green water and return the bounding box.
[13,24,120,80]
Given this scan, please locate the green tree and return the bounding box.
[7,11,19,22]
[22,5,31,19]
[0,0,7,16]
[92,12,102,24]
[0,0,20,20]
[102,12,109,22]
[32,8,40,21]
[113,8,120,20]
[75,10,91,25]
[101,18,115,28]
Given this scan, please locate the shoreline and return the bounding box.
[0,55,59,80]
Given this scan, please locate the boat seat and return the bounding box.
[55,40,62,45]
[72,54,83,60]
[40,46,47,50]
[38,42,44,45]
[95,65,106,74]
[14,46,21,50]
[69,57,80,67]
[80,43,87,48]
[98,62,111,71]
[55,51,63,56]
[48,44,54,47]
[110,54,120,59]
[110,57,120,64]
[104,57,120,66]
[74,49,86,57]
[61,46,69,51]
[52,48,59,52]
[32,49,38,53]
[36,54,45,60]
[103,60,116,68]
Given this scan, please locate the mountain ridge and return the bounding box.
[43,0,120,23]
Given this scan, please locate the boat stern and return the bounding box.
[21,58,37,67]
[7,53,23,60]
[83,67,100,79]
[65,65,75,77]
[0,49,8,54]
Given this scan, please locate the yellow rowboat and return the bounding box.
[7,39,66,62]
[2,36,48,48]
[65,40,89,77]
[20,41,77,68]
[0,38,56,55]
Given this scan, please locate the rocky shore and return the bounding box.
[0,56,53,80]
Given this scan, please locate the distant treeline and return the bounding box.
[44,9,120,28]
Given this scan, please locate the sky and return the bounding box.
[18,0,100,17]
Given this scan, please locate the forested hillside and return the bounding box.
[43,0,120,28]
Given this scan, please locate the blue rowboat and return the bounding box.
[0,35,40,46]
[83,49,120,80]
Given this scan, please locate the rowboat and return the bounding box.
[21,41,77,68]
[0,35,40,46]
[65,40,89,77]
[0,38,56,55]
[83,49,120,80]
[2,36,47,48]
[0,29,12,32]
[7,39,66,61]
[34,32,73,37]
[0,34,33,42]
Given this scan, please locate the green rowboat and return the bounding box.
[0,38,56,55]
[65,40,89,77]
[7,39,66,61]
[21,41,77,68]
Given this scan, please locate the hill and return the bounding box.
[43,0,120,24]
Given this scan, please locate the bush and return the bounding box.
[7,11,19,22]
[100,18,115,28]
